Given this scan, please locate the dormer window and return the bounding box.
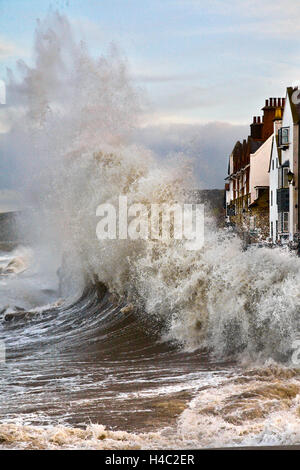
[278,127,289,147]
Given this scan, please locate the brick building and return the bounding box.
[225,97,285,239]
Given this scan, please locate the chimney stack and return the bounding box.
[261,96,285,140]
[250,115,263,141]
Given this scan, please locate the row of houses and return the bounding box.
[225,87,300,244]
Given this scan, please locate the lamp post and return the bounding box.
[287,170,295,185]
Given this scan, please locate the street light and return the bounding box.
[287,170,295,184]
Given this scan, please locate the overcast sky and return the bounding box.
[1,0,300,188]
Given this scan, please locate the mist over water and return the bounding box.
[0,12,300,449]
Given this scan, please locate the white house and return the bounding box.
[269,130,280,242]
[250,134,273,205]
[269,87,300,243]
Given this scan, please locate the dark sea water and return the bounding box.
[0,228,300,449]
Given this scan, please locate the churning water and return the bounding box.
[0,13,300,449]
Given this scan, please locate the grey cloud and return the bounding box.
[2,119,249,191]
[133,121,248,189]
[173,0,300,38]
[151,85,219,112]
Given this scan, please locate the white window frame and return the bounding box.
[278,127,290,147]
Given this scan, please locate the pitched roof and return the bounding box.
[249,137,263,154]
[268,134,282,173]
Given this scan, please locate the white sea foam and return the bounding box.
[0,365,299,449]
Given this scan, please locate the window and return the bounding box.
[271,190,273,206]
[271,221,273,238]
[277,187,289,212]
[278,167,289,189]
[283,212,289,232]
[272,160,274,170]
[283,168,289,187]
[278,127,289,147]
[276,220,278,238]
[279,212,289,232]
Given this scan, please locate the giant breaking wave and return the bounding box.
[2,12,300,364]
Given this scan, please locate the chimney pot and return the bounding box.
[257,116,260,123]
[265,99,268,107]
[253,116,256,123]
